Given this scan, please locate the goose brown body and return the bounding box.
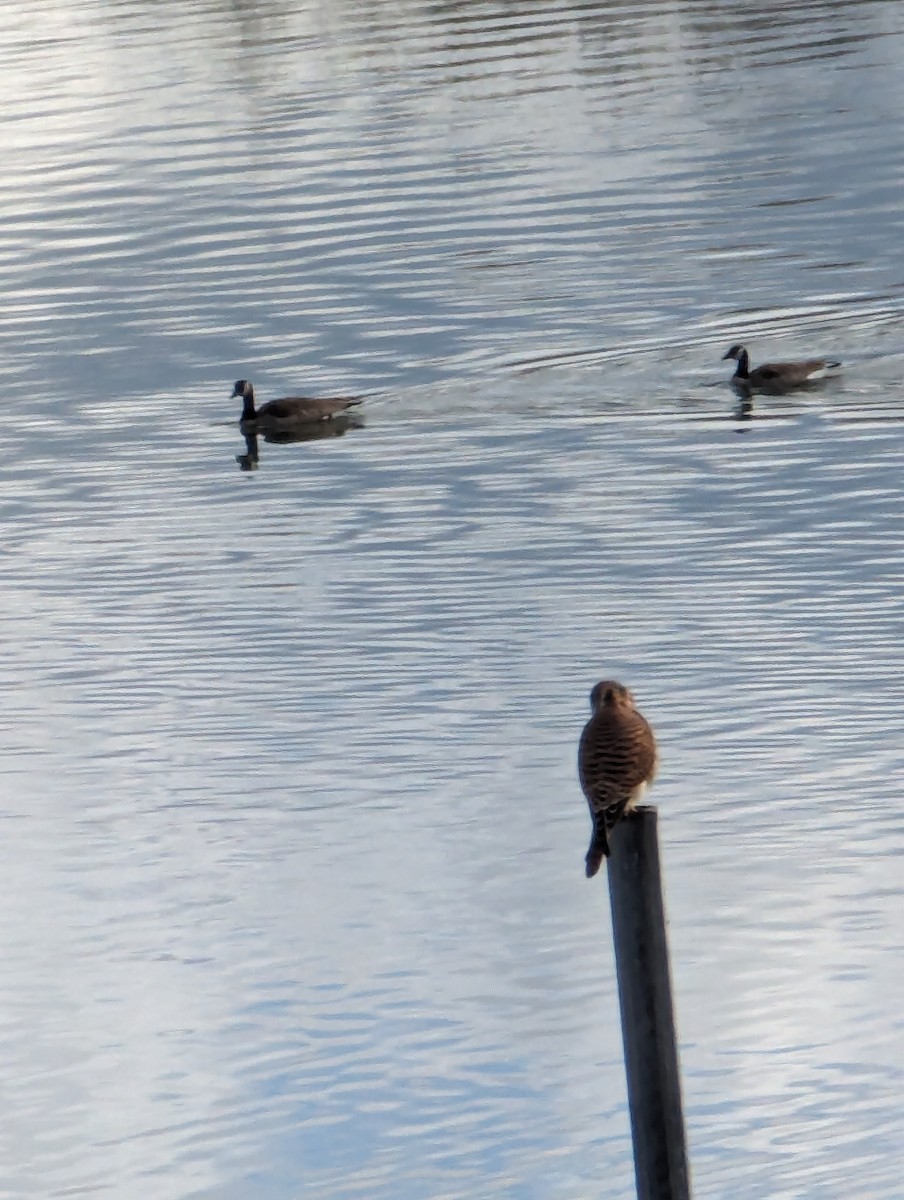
[232,379,363,428]
[578,680,658,877]
[722,344,841,391]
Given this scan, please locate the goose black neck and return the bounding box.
[241,386,257,421]
[733,348,750,379]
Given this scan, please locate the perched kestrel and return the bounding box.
[578,680,658,877]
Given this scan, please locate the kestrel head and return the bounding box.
[588,679,634,713]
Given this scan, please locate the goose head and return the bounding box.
[231,379,256,422]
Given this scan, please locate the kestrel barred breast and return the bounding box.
[578,680,658,877]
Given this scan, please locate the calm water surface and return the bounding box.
[1,2,904,1197]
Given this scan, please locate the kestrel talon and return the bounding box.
[578,680,658,877]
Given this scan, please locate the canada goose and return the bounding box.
[722,344,841,391]
[232,379,363,428]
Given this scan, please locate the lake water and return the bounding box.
[1,2,904,1197]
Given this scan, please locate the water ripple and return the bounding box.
[2,1,904,1198]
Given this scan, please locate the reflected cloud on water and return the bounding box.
[2,0,904,1197]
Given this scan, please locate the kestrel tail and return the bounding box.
[578,680,658,877]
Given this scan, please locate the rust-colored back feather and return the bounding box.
[578,681,657,876]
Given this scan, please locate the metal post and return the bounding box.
[607,806,691,1200]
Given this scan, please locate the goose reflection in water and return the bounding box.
[733,393,754,422]
[235,413,365,471]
